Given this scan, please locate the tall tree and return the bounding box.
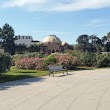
[0,23,15,55]
[89,35,102,45]
[101,36,108,45]
[76,35,89,52]
[76,34,89,45]
[89,35,102,52]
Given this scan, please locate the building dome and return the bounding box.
[61,42,68,46]
[43,35,62,43]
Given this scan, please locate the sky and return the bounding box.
[0,0,110,44]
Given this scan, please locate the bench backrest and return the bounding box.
[49,65,64,71]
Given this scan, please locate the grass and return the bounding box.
[0,66,48,83]
[74,66,97,71]
[0,66,98,83]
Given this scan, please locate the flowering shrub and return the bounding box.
[16,57,44,70]
[54,54,79,69]
[16,54,79,70]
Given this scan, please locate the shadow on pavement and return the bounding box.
[0,76,45,91]
[56,73,74,77]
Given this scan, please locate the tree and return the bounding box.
[76,34,103,52]
[0,23,15,55]
[15,44,27,54]
[76,34,89,45]
[0,54,11,75]
[89,35,102,52]
[101,36,108,45]
[28,44,40,53]
[76,35,89,52]
[107,32,110,41]
[104,42,110,52]
[89,35,102,45]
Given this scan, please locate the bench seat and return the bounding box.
[48,65,68,77]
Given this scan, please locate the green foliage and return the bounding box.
[43,55,58,68]
[15,44,27,54]
[77,52,110,68]
[76,34,89,45]
[28,44,40,53]
[0,54,11,74]
[79,52,96,67]
[0,23,15,55]
[76,34,102,53]
[96,54,110,68]
[107,32,110,41]
[0,66,48,83]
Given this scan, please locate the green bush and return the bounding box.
[43,55,58,69]
[0,54,11,74]
[78,52,110,68]
[79,52,96,67]
[96,54,110,68]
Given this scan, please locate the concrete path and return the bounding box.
[0,69,110,110]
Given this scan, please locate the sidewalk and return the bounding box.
[0,69,110,110]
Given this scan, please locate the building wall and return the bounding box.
[40,42,64,54]
[46,42,62,52]
[15,36,34,46]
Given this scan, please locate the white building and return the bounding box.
[15,36,39,46]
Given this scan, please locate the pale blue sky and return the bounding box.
[0,0,110,44]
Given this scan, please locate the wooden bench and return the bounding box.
[48,65,68,77]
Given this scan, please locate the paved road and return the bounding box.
[0,69,110,110]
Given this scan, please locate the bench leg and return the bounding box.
[52,72,54,77]
[49,72,50,76]
[49,71,51,76]
[49,71,54,77]
[66,70,68,75]
[63,71,64,74]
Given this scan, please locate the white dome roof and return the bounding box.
[43,35,62,43]
[61,42,68,46]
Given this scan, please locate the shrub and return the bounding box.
[16,54,79,70]
[78,52,110,68]
[96,54,110,68]
[16,57,44,70]
[54,54,79,69]
[0,54,11,74]
[79,52,96,67]
[43,55,58,69]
